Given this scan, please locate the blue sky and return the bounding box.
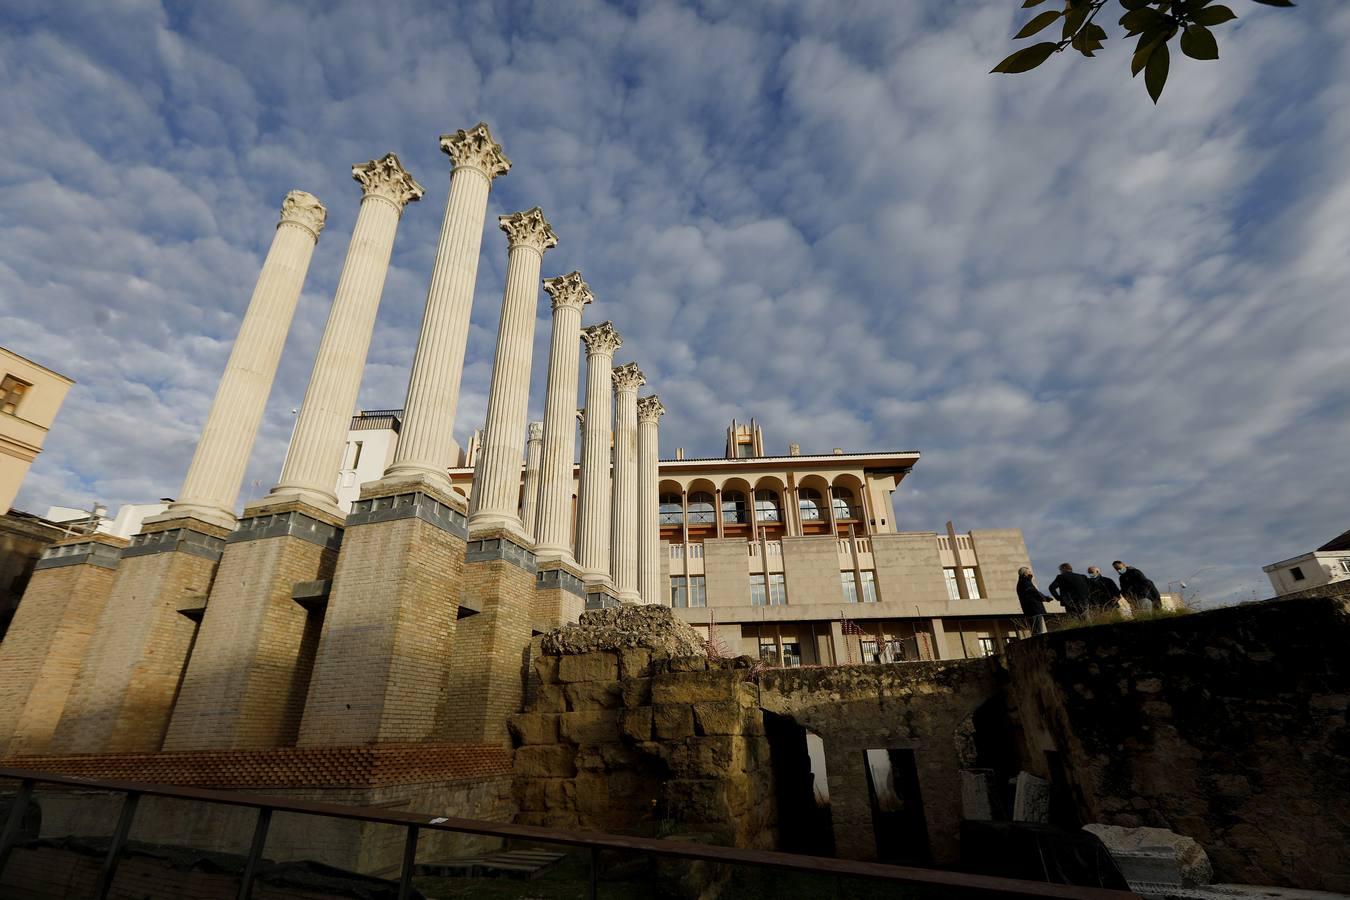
[2,1,1347,606]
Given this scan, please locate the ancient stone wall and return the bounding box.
[1006,596,1350,892]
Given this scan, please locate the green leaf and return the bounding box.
[1016,9,1062,38]
[1132,32,1163,75]
[1120,0,1152,9]
[1192,4,1236,24]
[1021,0,1052,7]
[1062,3,1090,39]
[1145,39,1170,102]
[991,41,1059,74]
[1180,24,1219,59]
[1120,7,1166,35]
[1085,22,1109,41]
[1250,0,1294,6]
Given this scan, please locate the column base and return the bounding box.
[250,487,345,523]
[158,500,239,534]
[48,516,231,755]
[162,498,344,752]
[296,478,468,747]
[534,544,578,567]
[466,510,528,544]
[0,534,128,758]
[615,588,642,605]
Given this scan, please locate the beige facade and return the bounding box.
[1263,528,1350,597]
[0,347,73,516]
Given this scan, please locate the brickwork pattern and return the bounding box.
[50,522,230,754]
[531,588,583,633]
[444,546,536,744]
[298,515,464,746]
[0,552,122,757]
[163,532,337,751]
[511,650,776,849]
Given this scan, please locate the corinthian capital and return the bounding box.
[543,271,594,312]
[528,421,544,442]
[582,321,622,356]
[499,207,558,255]
[612,362,646,393]
[352,153,425,215]
[637,395,666,423]
[278,190,327,239]
[440,123,511,182]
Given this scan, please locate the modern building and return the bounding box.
[0,347,73,516]
[43,501,171,540]
[1263,528,1350,597]
[331,414,1048,663]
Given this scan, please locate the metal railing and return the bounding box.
[0,768,1138,900]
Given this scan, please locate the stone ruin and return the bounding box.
[539,604,710,658]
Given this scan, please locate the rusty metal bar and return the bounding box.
[0,778,35,878]
[236,805,271,900]
[0,768,1138,900]
[93,789,139,900]
[397,825,418,900]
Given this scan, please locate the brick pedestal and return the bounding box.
[444,529,539,745]
[0,534,127,757]
[49,517,230,754]
[162,500,343,751]
[533,558,586,633]
[297,478,467,747]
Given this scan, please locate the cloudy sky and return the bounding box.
[2,1,1346,605]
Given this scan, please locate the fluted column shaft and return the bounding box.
[270,156,422,511]
[637,395,665,604]
[384,124,511,490]
[575,324,622,582]
[610,363,645,603]
[520,422,543,541]
[170,192,327,530]
[534,273,593,562]
[469,208,557,532]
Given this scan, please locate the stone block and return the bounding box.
[514,744,577,778]
[681,736,747,775]
[692,701,743,736]
[533,684,567,713]
[1083,824,1213,888]
[558,651,619,683]
[652,704,696,740]
[961,768,999,821]
[620,707,653,742]
[650,669,741,705]
[507,713,559,746]
[619,647,653,679]
[620,677,652,708]
[574,772,612,816]
[1012,771,1050,824]
[534,655,560,685]
[668,656,709,673]
[558,710,621,745]
[565,680,622,710]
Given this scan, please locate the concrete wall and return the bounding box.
[871,532,948,605]
[702,537,748,607]
[968,529,1028,607]
[780,536,841,607]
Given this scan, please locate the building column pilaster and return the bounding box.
[610,363,646,603]
[519,422,544,542]
[575,322,622,588]
[636,395,665,604]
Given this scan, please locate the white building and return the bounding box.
[1263,528,1350,597]
[44,501,170,539]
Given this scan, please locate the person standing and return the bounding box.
[1017,566,1050,635]
[1113,560,1161,612]
[1048,563,1091,617]
[1085,565,1122,612]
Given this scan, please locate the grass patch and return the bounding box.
[1051,605,1192,632]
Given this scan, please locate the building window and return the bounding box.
[963,567,980,599]
[688,492,715,525]
[781,641,802,667]
[754,489,782,523]
[672,575,706,607]
[349,440,364,469]
[759,637,779,663]
[722,490,748,524]
[831,486,861,520]
[841,572,858,603]
[860,570,878,602]
[944,568,961,601]
[736,442,753,458]
[659,493,683,526]
[1340,559,1350,576]
[862,639,905,664]
[1,375,31,416]
[977,636,998,657]
[1290,566,1305,581]
[798,488,825,521]
[751,573,787,606]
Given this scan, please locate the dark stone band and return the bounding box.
[346,491,468,538]
[35,541,123,571]
[465,536,537,573]
[122,528,226,562]
[229,510,342,552]
[537,567,586,598]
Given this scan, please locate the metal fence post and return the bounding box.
[93,790,140,900]
[397,825,419,900]
[236,805,272,900]
[0,779,36,878]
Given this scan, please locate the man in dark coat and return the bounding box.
[1113,560,1161,612]
[1085,566,1122,611]
[1048,563,1091,617]
[1016,566,1049,634]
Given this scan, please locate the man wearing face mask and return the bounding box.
[1085,565,1122,612]
[1113,560,1160,612]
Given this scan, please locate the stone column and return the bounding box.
[169,192,327,530]
[380,124,511,493]
[267,154,423,514]
[468,208,558,535]
[519,421,544,542]
[533,272,593,562]
[610,363,646,603]
[575,322,622,587]
[637,395,665,604]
